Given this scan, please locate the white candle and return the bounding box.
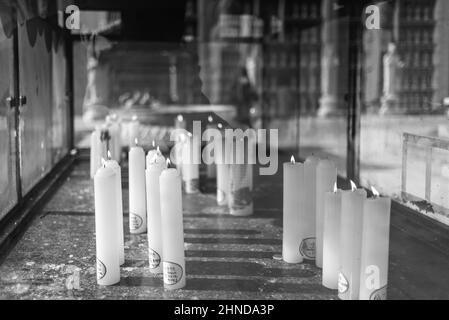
[94,165,120,285]
[359,188,391,300]
[282,156,304,264]
[322,184,342,289]
[181,135,199,194]
[128,139,147,234]
[301,155,319,260]
[146,142,162,168]
[216,134,229,205]
[228,163,253,216]
[104,155,125,266]
[315,159,337,268]
[205,116,216,179]
[107,114,122,162]
[160,166,186,290]
[90,128,102,179]
[128,115,139,147]
[145,150,166,274]
[338,183,367,300]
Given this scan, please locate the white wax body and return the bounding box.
[338,189,367,300]
[128,146,147,234]
[283,161,305,264]
[145,157,166,274]
[181,138,199,194]
[90,130,102,179]
[359,197,391,300]
[109,121,122,162]
[104,159,125,265]
[146,149,161,168]
[315,159,337,268]
[128,120,139,147]
[94,166,120,285]
[216,164,229,205]
[204,124,216,178]
[302,155,319,260]
[160,168,186,289]
[228,164,253,216]
[322,190,342,289]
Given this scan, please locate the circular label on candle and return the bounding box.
[369,285,387,300]
[149,248,161,269]
[130,213,143,230]
[338,272,349,294]
[299,237,316,260]
[163,261,183,285]
[97,258,107,280]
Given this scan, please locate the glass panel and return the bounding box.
[0,8,18,219]
[18,19,53,194]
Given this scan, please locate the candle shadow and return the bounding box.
[184,228,260,235]
[184,237,281,246]
[185,260,316,278]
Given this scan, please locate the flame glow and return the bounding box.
[333,182,338,193]
[156,146,160,154]
[208,115,213,123]
[371,186,380,197]
[132,115,138,121]
[134,138,138,146]
[101,158,106,167]
[177,114,183,122]
[290,155,295,164]
[152,140,155,148]
[350,180,357,191]
[217,123,223,129]
[107,150,112,160]
[166,158,171,167]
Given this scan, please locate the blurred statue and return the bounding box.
[380,42,404,114]
[231,67,258,128]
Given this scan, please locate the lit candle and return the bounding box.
[322,183,342,289]
[128,138,147,234]
[128,115,139,147]
[282,156,305,263]
[104,152,125,265]
[160,163,186,289]
[90,128,102,179]
[205,115,216,179]
[359,187,391,300]
[338,181,367,300]
[94,162,120,285]
[216,132,228,205]
[175,114,185,130]
[146,141,161,168]
[301,155,320,260]
[181,134,199,194]
[145,149,166,274]
[315,159,337,268]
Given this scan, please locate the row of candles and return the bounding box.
[284,155,391,300]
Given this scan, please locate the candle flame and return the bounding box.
[333,182,338,193]
[152,140,155,148]
[111,113,117,120]
[156,146,160,154]
[177,114,183,122]
[166,158,171,167]
[107,150,112,160]
[101,158,106,167]
[134,138,138,146]
[350,180,357,191]
[187,132,192,137]
[290,155,295,164]
[132,115,138,121]
[371,186,380,197]
[217,123,223,129]
[208,115,213,123]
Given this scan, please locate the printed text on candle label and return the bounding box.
[365,265,381,290]
[299,238,316,260]
[163,261,183,285]
[96,258,106,280]
[149,248,161,269]
[130,213,143,230]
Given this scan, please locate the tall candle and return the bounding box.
[322,185,342,289]
[94,165,120,285]
[205,115,216,179]
[181,135,199,194]
[283,156,305,264]
[228,163,253,216]
[338,185,367,300]
[128,115,139,147]
[104,155,125,265]
[90,128,102,179]
[302,155,319,260]
[128,139,147,234]
[216,134,229,205]
[145,150,166,274]
[160,167,186,290]
[315,159,337,268]
[359,188,391,300]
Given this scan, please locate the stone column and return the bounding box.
[318,0,349,117]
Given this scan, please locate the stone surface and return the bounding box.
[0,155,448,299]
